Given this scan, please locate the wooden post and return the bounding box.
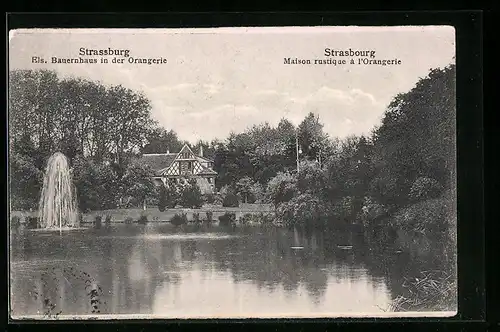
[296,130,300,173]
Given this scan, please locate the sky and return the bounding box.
[9,27,455,143]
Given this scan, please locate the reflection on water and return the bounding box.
[10,224,455,318]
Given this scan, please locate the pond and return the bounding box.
[9,223,456,319]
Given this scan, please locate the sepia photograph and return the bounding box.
[8,26,457,319]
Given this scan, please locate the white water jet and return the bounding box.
[38,152,79,229]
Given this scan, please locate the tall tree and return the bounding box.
[298,112,328,162]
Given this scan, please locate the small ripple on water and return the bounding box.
[94,233,240,241]
[26,227,89,233]
[142,233,239,241]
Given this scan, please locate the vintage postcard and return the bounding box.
[8,26,457,319]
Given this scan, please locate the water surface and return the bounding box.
[10,223,455,318]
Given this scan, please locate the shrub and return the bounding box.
[239,213,254,225]
[104,215,112,225]
[205,211,214,224]
[222,192,239,207]
[239,212,272,225]
[124,217,134,225]
[409,177,443,202]
[391,197,449,234]
[250,182,265,203]
[267,172,297,206]
[203,193,216,204]
[170,213,188,226]
[331,196,356,220]
[276,193,329,227]
[359,197,388,226]
[94,216,102,229]
[219,212,236,227]
[27,217,38,229]
[259,212,275,224]
[137,215,148,225]
[192,212,201,223]
[11,216,21,228]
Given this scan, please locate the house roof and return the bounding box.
[140,148,216,176]
[197,166,217,175]
[140,153,177,176]
[196,155,214,163]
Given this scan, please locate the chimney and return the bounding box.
[199,145,204,157]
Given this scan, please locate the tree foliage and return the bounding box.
[267,64,456,229]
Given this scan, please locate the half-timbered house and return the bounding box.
[140,144,217,194]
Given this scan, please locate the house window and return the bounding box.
[188,161,192,170]
[208,177,213,184]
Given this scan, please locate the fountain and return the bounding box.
[38,152,79,230]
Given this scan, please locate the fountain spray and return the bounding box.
[38,152,79,230]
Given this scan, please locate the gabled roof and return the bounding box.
[140,153,177,176]
[140,144,216,176]
[196,155,214,163]
[175,144,195,159]
[198,166,217,175]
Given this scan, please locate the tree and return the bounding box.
[370,64,455,207]
[180,178,203,208]
[9,70,155,168]
[236,176,254,203]
[9,152,43,210]
[72,156,118,211]
[158,184,167,212]
[120,162,156,209]
[142,128,184,154]
[267,172,297,207]
[298,112,328,162]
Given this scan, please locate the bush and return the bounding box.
[11,216,21,228]
[267,172,297,206]
[239,213,254,225]
[205,211,214,224]
[276,193,328,227]
[94,216,102,229]
[390,197,450,234]
[239,212,273,225]
[409,177,443,202]
[192,212,201,223]
[105,215,112,225]
[203,193,216,204]
[331,196,356,220]
[359,197,388,226]
[27,216,38,229]
[219,212,236,227]
[250,182,265,203]
[222,192,239,207]
[170,213,188,226]
[137,215,148,225]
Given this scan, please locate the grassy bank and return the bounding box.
[383,195,457,312]
[10,203,275,225]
